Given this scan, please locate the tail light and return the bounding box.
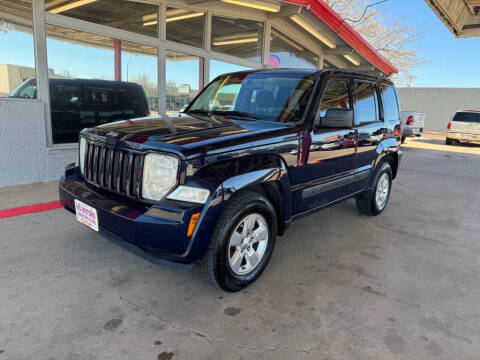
[406,115,414,125]
[447,122,451,131]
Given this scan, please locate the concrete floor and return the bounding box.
[1,137,480,360]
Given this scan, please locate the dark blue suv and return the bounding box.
[59,69,402,291]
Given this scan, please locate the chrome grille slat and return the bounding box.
[81,139,143,200]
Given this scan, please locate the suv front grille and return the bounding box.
[83,140,144,199]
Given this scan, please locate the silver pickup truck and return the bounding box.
[401,111,425,144]
[446,110,480,145]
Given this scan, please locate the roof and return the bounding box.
[425,0,480,37]
[282,0,398,75]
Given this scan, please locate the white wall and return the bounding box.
[0,99,76,187]
[397,88,480,133]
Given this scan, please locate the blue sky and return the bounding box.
[1,1,480,88]
[379,0,480,87]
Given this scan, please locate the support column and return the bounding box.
[199,57,204,90]
[114,39,121,81]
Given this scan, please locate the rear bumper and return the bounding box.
[403,127,423,137]
[446,132,480,143]
[59,165,221,263]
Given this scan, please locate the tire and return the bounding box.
[201,190,277,292]
[401,136,406,144]
[356,162,393,216]
[445,138,453,145]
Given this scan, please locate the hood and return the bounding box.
[84,114,298,158]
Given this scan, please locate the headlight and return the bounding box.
[79,137,86,174]
[142,153,179,201]
[167,186,210,204]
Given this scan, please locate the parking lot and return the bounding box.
[1,136,480,360]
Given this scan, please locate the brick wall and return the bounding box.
[0,98,76,187]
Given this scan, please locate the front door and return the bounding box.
[296,78,357,214]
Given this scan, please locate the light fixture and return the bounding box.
[166,12,204,23]
[344,54,361,66]
[49,0,97,14]
[213,37,258,46]
[221,0,281,13]
[290,15,336,49]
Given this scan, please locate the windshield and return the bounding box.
[188,72,316,123]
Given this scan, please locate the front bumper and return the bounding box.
[59,165,220,263]
[446,132,480,143]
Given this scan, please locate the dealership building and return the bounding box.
[0,0,397,186]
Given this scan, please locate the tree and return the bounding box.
[325,0,422,85]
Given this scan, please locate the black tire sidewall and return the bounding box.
[214,195,277,291]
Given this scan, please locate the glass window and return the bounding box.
[188,72,316,123]
[209,60,252,81]
[452,112,480,123]
[166,51,200,114]
[0,0,36,98]
[269,28,317,69]
[319,80,350,117]
[166,7,204,48]
[380,85,399,121]
[46,25,155,144]
[354,82,379,124]
[46,0,158,38]
[211,16,263,62]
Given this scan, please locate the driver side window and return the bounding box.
[318,80,350,117]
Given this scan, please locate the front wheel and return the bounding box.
[201,191,277,292]
[401,136,406,144]
[356,162,392,216]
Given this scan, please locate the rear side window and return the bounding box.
[354,82,379,124]
[319,80,350,117]
[452,112,480,122]
[86,87,116,107]
[52,84,81,107]
[380,85,400,121]
[116,86,148,116]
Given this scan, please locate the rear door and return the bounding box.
[352,81,385,190]
[450,111,480,135]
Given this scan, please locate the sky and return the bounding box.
[377,0,480,87]
[1,1,480,89]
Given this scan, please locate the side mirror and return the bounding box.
[318,108,354,129]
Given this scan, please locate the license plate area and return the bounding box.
[74,199,99,232]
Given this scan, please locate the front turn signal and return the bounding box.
[187,212,200,237]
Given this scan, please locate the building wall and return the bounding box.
[397,88,480,133]
[0,99,76,187]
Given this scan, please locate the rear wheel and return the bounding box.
[446,138,453,145]
[356,162,392,216]
[401,136,406,144]
[201,191,277,292]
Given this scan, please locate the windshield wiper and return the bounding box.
[187,109,213,116]
[212,110,261,120]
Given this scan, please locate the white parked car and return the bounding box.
[446,110,480,145]
[401,111,425,144]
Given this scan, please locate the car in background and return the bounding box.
[446,110,480,145]
[10,78,149,144]
[400,111,425,144]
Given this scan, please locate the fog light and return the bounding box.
[166,186,210,204]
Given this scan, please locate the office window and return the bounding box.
[166,7,204,48]
[0,0,36,98]
[46,25,156,144]
[46,0,159,38]
[209,60,252,81]
[269,28,317,69]
[166,51,200,114]
[354,82,379,124]
[211,16,263,62]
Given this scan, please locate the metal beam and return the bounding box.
[267,4,303,18]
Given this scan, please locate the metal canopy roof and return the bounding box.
[425,0,480,37]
